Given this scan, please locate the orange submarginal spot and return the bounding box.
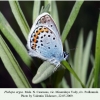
[33,37,37,43]
[40,28,44,33]
[44,27,48,33]
[35,30,41,37]
[32,43,36,49]
[33,27,45,44]
[38,29,41,34]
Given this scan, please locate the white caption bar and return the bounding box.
[0,88,100,100]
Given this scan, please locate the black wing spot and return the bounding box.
[41,36,43,38]
[34,34,36,37]
[44,34,46,37]
[55,45,57,47]
[48,47,50,49]
[39,27,42,30]
[36,30,38,33]
[51,25,53,27]
[53,37,55,40]
[38,46,40,48]
[48,35,50,37]
[40,40,43,42]
[41,44,43,46]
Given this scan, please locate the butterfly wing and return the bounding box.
[27,12,64,61]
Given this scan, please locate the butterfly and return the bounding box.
[27,12,69,71]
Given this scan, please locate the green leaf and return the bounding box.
[86,54,94,88]
[0,12,32,68]
[94,13,100,87]
[61,60,85,88]
[61,1,84,43]
[61,77,70,88]
[81,31,93,84]
[73,29,83,88]
[52,68,65,88]
[9,1,30,40]
[32,61,55,84]
[44,0,51,12]
[50,1,60,32]
[0,35,31,88]
[86,67,94,88]
[40,3,50,14]
[33,0,41,22]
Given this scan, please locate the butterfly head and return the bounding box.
[63,51,69,60]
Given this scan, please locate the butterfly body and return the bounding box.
[27,12,69,70]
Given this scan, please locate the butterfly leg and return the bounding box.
[53,64,61,72]
[48,59,60,72]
